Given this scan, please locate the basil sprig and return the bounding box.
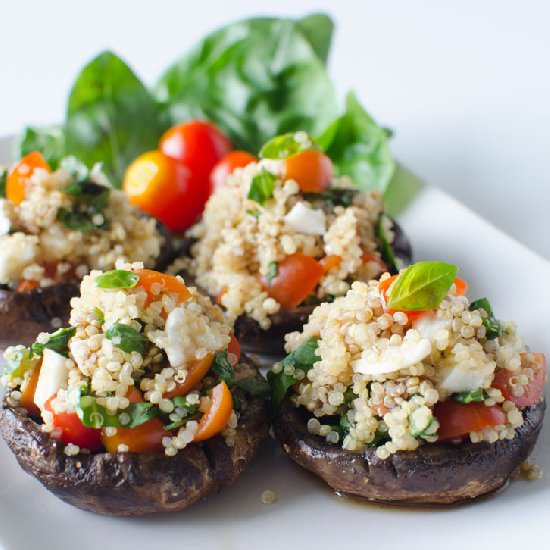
[105,323,147,355]
[96,269,140,289]
[375,213,399,274]
[388,261,458,311]
[247,170,276,205]
[453,389,487,404]
[259,132,313,159]
[31,327,76,358]
[268,336,319,404]
[469,298,503,340]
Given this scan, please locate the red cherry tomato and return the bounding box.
[160,121,232,185]
[210,150,257,193]
[434,401,507,441]
[285,149,333,192]
[228,333,241,365]
[123,150,203,232]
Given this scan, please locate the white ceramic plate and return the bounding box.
[1,137,549,550]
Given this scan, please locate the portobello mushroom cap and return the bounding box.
[273,397,546,505]
[0,356,269,516]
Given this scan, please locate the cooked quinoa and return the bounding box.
[0,159,162,287]
[271,267,546,460]
[178,151,396,329]
[2,262,266,456]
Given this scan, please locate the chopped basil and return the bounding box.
[246,208,260,218]
[266,261,278,283]
[409,409,438,439]
[388,261,458,311]
[235,374,271,399]
[3,346,38,380]
[31,327,76,358]
[259,132,313,159]
[64,180,110,211]
[453,388,487,404]
[94,307,105,325]
[105,323,147,355]
[366,429,390,448]
[0,167,7,198]
[210,350,235,386]
[469,297,503,340]
[57,207,109,232]
[59,156,89,183]
[164,396,199,430]
[343,387,356,404]
[375,213,399,274]
[96,269,140,289]
[303,186,357,207]
[247,170,276,205]
[339,410,353,435]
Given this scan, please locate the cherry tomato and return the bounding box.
[16,280,40,293]
[123,150,203,232]
[136,269,191,306]
[163,354,214,399]
[263,253,325,309]
[160,121,232,185]
[492,352,546,408]
[227,333,241,365]
[285,149,333,192]
[453,277,468,296]
[7,151,50,204]
[362,251,388,273]
[194,381,233,442]
[434,401,507,441]
[320,255,342,273]
[210,150,256,193]
[19,363,41,417]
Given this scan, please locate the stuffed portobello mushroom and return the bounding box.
[270,261,546,505]
[0,263,269,516]
[0,153,172,353]
[173,132,412,360]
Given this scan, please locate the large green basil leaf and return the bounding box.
[18,126,65,169]
[155,16,338,152]
[65,51,163,185]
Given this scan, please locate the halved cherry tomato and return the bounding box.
[7,151,50,204]
[163,353,214,399]
[19,363,41,417]
[210,151,256,193]
[194,381,233,442]
[320,255,342,273]
[228,333,241,365]
[44,395,102,451]
[285,149,333,192]
[160,121,232,185]
[453,277,468,296]
[434,401,507,441]
[136,268,191,306]
[492,352,547,409]
[123,150,203,232]
[16,279,40,293]
[263,253,325,309]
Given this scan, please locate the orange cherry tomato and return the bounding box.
[123,150,203,232]
[160,120,232,185]
[16,279,40,293]
[263,253,325,309]
[492,352,547,409]
[434,401,507,441]
[210,150,256,193]
[7,151,50,204]
[285,149,333,192]
[19,363,41,417]
[453,277,468,296]
[163,353,214,399]
[320,255,342,273]
[228,333,241,365]
[194,381,233,442]
[136,269,191,307]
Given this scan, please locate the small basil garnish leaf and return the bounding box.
[235,374,271,399]
[303,186,357,208]
[469,297,503,340]
[210,351,235,386]
[31,327,76,358]
[259,132,313,159]
[375,213,399,274]
[105,323,147,355]
[96,269,140,289]
[59,156,89,182]
[453,389,487,404]
[18,126,65,169]
[247,170,275,205]
[57,207,109,232]
[388,261,458,311]
[266,261,278,283]
[0,167,7,198]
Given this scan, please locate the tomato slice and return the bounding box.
[453,277,468,296]
[285,150,333,192]
[136,269,191,306]
[228,333,241,365]
[16,279,40,293]
[492,352,547,409]
[7,151,50,204]
[163,354,214,399]
[194,381,233,442]
[320,255,342,273]
[263,253,325,309]
[19,363,41,417]
[210,150,256,193]
[434,401,507,441]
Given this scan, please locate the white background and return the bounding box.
[1,0,548,259]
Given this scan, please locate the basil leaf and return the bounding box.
[65,51,163,185]
[64,180,110,210]
[469,297,503,340]
[165,396,200,430]
[235,374,271,399]
[454,389,487,404]
[367,429,390,448]
[409,410,438,439]
[259,132,313,159]
[32,327,76,358]
[375,213,399,274]
[155,16,338,152]
[266,261,278,283]
[77,396,159,428]
[303,186,357,207]
[316,92,395,193]
[267,370,297,406]
[210,351,235,386]
[388,261,458,311]
[246,208,260,218]
[0,167,7,198]
[18,126,65,169]
[59,156,89,182]
[247,170,276,205]
[94,307,105,326]
[124,402,159,428]
[96,269,140,289]
[105,323,147,355]
[57,207,109,232]
[3,346,38,380]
